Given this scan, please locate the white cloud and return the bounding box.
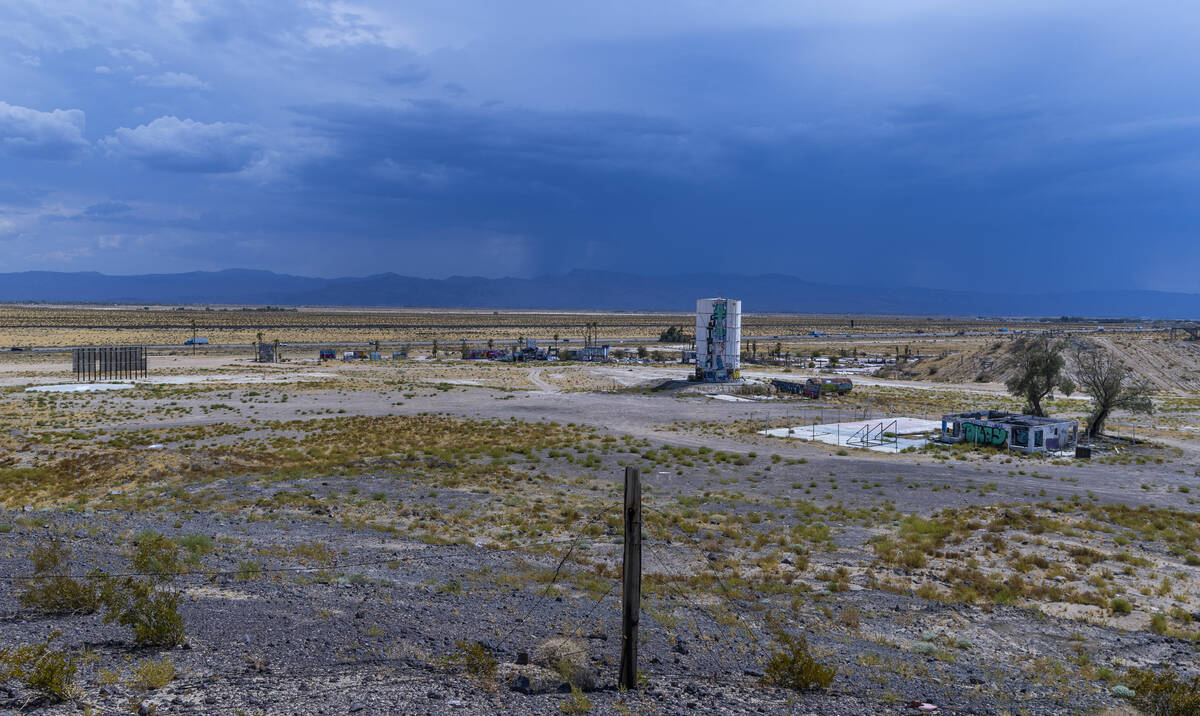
[108,47,156,65]
[102,116,263,173]
[136,72,209,90]
[0,101,88,160]
[13,52,40,67]
[94,65,113,74]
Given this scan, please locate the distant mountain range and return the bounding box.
[1,269,1197,318]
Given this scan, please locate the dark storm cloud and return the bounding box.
[0,1,1197,290]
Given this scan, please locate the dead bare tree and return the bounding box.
[1072,343,1153,438]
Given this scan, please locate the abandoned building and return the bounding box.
[940,410,1078,454]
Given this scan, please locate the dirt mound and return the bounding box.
[903,336,1200,394]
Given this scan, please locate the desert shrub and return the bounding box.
[761,632,835,691]
[131,532,180,579]
[236,561,262,581]
[453,640,497,683]
[129,656,175,690]
[96,575,186,647]
[0,632,77,703]
[1150,613,1169,635]
[1123,668,1200,715]
[292,541,332,565]
[534,637,594,690]
[560,683,592,713]
[178,534,214,564]
[17,541,100,615]
[1111,597,1133,615]
[1068,546,1106,567]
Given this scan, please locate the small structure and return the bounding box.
[581,345,609,362]
[257,343,277,363]
[772,378,820,398]
[694,298,741,382]
[319,349,336,361]
[72,346,147,382]
[680,349,696,364]
[940,410,1077,454]
[465,349,506,360]
[771,377,852,398]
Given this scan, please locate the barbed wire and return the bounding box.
[0,492,794,705]
[493,507,610,651]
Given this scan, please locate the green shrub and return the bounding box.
[1111,597,1133,615]
[761,632,835,691]
[453,639,497,682]
[178,534,214,564]
[0,632,77,703]
[17,541,100,615]
[129,656,175,690]
[131,532,180,579]
[236,561,262,581]
[1123,668,1200,715]
[96,575,186,647]
[560,683,592,713]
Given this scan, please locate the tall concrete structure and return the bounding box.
[695,297,741,382]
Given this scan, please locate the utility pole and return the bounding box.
[619,466,642,691]
[191,319,197,356]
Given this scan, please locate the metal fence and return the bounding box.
[71,346,147,381]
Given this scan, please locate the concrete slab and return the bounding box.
[26,382,134,393]
[758,417,941,453]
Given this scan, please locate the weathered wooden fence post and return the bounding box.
[619,466,642,690]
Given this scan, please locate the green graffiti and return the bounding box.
[962,422,1007,446]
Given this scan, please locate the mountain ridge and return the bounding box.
[1,269,1196,318]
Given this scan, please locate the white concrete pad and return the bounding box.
[23,372,339,392]
[26,382,134,393]
[758,417,941,453]
[708,394,754,403]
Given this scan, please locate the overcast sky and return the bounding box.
[1,1,1198,292]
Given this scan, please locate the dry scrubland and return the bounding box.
[0,314,1197,715]
[0,305,1133,347]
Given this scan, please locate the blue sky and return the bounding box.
[1,1,1199,292]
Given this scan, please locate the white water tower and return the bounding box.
[695,298,741,382]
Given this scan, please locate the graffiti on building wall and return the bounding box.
[705,300,727,373]
[962,422,1008,446]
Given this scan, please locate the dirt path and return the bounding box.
[526,368,560,393]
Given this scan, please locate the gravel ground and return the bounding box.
[1,358,1196,715]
